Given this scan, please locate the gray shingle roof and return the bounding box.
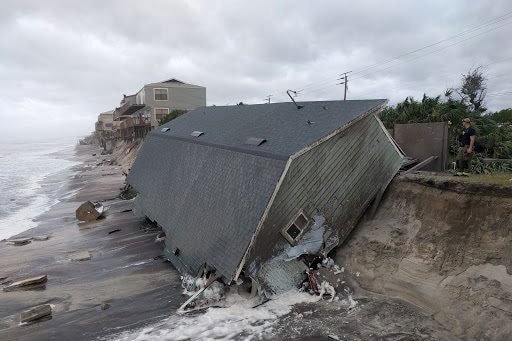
[155,99,386,158]
[128,99,387,282]
[128,135,286,281]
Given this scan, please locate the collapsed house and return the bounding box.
[128,100,404,295]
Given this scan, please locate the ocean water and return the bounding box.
[0,139,80,239]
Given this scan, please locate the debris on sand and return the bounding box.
[301,256,357,307]
[318,281,336,302]
[178,275,222,312]
[155,232,166,243]
[3,274,47,291]
[31,235,49,241]
[70,251,92,262]
[5,238,31,246]
[75,201,105,222]
[20,304,52,323]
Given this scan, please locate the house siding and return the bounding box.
[142,85,206,127]
[244,114,403,293]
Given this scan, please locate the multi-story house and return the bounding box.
[95,110,114,148]
[112,78,206,140]
[135,78,206,128]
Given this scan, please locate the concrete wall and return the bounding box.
[245,114,404,294]
[393,122,448,171]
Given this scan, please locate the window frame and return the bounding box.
[281,211,310,245]
[154,107,170,122]
[153,88,169,101]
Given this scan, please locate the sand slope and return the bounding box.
[337,174,512,340]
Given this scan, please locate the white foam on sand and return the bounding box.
[112,290,318,341]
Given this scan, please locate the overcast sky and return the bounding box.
[0,0,511,142]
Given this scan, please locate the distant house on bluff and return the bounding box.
[113,78,206,140]
[128,100,404,295]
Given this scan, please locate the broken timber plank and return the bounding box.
[69,251,91,262]
[20,304,52,323]
[5,238,31,246]
[3,275,47,291]
[177,276,219,312]
[402,156,438,175]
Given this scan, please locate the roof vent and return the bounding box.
[245,137,267,146]
[161,127,170,132]
[191,131,204,137]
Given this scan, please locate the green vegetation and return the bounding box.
[380,68,512,173]
[159,109,188,125]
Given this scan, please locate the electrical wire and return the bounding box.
[275,11,512,98]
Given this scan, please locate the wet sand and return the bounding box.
[0,145,183,341]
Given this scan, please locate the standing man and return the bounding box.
[457,118,476,172]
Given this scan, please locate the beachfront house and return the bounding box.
[127,100,404,295]
[134,78,206,128]
[95,110,114,149]
[113,78,206,140]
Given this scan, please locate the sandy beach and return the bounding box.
[0,144,183,341]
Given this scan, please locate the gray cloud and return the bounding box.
[0,0,511,142]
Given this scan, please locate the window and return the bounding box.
[154,108,169,122]
[154,88,168,101]
[281,212,309,244]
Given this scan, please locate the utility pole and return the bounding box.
[337,71,352,100]
[265,95,273,104]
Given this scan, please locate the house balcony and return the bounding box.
[113,102,146,121]
[119,116,152,140]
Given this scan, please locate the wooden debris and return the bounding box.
[32,235,49,241]
[76,201,105,222]
[5,238,31,246]
[155,232,166,242]
[3,274,47,291]
[70,251,91,262]
[178,276,219,312]
[306,269,319,293]
[402,156,438,175]
[108,229,121,235]
[20,304,52,323]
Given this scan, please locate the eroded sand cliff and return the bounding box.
[336,174,512,340]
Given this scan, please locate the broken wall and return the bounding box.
[393,122,448,171]
[243,114,403,294]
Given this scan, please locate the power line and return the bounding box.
[304,20,512,99]
[276,11,512,98]
[350,20,512,81]
[350,10,512,76]
[337,71,352,100]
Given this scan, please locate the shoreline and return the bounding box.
[0,144,183,341]
[0,141,79,240]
